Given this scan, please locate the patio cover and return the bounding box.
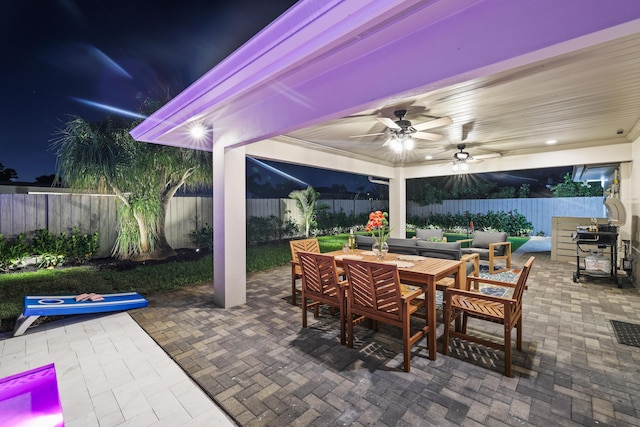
[131,0,640,307]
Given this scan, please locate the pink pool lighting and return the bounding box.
[0,364,64,427]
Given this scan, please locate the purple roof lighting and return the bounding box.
[0,364,64,427]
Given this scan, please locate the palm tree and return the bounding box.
[52,115,212,260]
[289,186,324,238]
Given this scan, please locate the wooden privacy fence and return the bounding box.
[0,193,213,258]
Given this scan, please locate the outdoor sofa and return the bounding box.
[354,232,478,277]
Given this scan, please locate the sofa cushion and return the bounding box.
[471,231,508,255]
[416,241,461,260]
[471,231,508,248]
[355,235,374,250]
[385,237,419,255]
[415,228,443,241]
[461,247,490,261]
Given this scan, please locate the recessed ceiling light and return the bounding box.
[189,123,208,140]
[545,139,557,145]
[424,155,433,160]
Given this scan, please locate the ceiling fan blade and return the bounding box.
[461,120,475,141]
[377,117,401,130]
[349,132,386,138]
[413,131,443,141]
[413,116,453,131]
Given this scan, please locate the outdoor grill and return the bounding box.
[572,224,619,286]
[574,224,618,244]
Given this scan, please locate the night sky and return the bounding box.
[1,0,298,182]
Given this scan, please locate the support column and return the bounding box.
[618,161,632,242]
[388,167,406,238]
[212,143,246,308]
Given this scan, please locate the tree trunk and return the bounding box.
[132,182,179,261]
[132,211,150,254]
[152,196,177,260]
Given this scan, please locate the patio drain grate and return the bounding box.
[611,320,640,348]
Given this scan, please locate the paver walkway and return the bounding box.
[0,311,235,426]
[131,250,640,426]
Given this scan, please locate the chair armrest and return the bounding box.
[461,253,480,288]
[461,252,480,272]
[400,284,425,301]
[445,287,516,304]
[461,252,479,262]
[465,275,517,289]
[457,238,473,248]
[489,241,511,253]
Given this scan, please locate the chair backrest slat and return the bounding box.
[343,259,403,322]
[290,238,321,264]
[298,252,341,300]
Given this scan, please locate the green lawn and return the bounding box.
[0,256,213,332]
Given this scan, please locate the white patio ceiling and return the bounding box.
[131,0,640,177]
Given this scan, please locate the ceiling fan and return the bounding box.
[441,144,502,172]
[350,109,453,152]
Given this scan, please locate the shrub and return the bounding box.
[38,253,66,269]
[67,228,100,263]
[314,210,369,235]
[409,210,533,237]
[190,223,213,252]
[31,228,100,265]
[0,228,100,272]
[0,234,30,271]
[246,215,299,246]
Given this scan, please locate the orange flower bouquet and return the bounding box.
[366,210,390,259]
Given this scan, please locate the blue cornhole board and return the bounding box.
[13,292,148,337]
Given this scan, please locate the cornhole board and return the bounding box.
[13,292,148,337]
[0,363,64,427]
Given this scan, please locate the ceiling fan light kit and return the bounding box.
[362,109,452,153]
[452,159,469,173]
[387,133,415,153]
[451,144,472,173]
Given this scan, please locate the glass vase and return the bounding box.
[372,241,389,260]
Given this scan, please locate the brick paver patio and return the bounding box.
[130,249,640,426]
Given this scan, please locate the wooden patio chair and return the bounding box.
[289,238,321,306]
[442,256,535,377]
[342,259,429,372]
[459,231,512,274]
[297,251,347,344]
[290,238,344,306]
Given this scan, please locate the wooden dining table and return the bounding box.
[325,249,463,361]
